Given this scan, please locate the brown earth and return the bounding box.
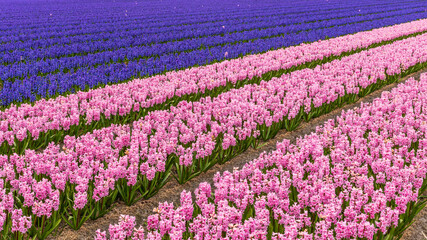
[49,68,427,240]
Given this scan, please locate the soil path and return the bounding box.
[51,68,427,240]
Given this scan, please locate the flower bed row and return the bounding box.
[2,3,404,64]
[94,73,427,240]
[1,11,425,106]
[1,33,427,239]
[1,0,406,50]
[0,0,331,45]
[2,19,427,155]
[3,5,420,76]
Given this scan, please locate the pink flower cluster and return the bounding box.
[1,32,426,237]
[97,73,427,239]
[1,19,427,152]
[95,215,145,240]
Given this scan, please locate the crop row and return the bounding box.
[0,31,426,239]
[2,12,426,106]
[95,73,427,240]
[2,5,422,75]
[0,0,404,43]
[3,7,423,81]
[0,2,298,38]
[2,2,417,63]
[0,3,383,50]
[1,19,426,156]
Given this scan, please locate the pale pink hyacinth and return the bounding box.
[95,215,139,240]
[96,74,427,239]
[1,19,427,149]
[11,209,32,234]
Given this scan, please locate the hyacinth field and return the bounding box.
[1,0,427,239]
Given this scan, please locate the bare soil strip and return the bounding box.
[50,68,427,240]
